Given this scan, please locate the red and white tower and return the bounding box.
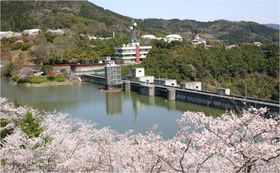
[130,19,140,64]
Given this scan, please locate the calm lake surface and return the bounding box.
[1,78,223,138]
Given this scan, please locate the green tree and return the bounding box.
[18,112,43,138]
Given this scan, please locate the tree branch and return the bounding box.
[196,153,216,173]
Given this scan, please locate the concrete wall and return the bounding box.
[139,85,155,96]
[52,66,71,73]
[71,66,104,72]
[80,75,105,85]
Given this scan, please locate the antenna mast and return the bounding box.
[129,19,138,43]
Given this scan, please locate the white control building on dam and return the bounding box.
[114,20,152,64]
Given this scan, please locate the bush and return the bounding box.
[10,42,31,51]
[20,43,31,51]
[11,76,19,82]
[41,65,53,73]
[18,112,43,138]
[55,74,65,82]
[47,75,55,81]
[3,62,17,77]
[18,78,27,83]
[11,43,22,50]
[27,76,48,84]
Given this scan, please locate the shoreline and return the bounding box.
[9,80,80,87]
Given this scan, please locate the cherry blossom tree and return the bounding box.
[0,97,279,172]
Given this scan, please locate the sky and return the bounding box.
[89,0,280,24]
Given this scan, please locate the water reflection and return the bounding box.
[105,92,122,116]
[1,78,224,138]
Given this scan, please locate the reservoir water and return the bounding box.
[1,78,223,138]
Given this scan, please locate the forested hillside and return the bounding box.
[123,41,279,101]
[138,19,279,44]
[1,0,131,38]
[1,0,279,44]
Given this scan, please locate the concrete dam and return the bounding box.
[79,74,280,114]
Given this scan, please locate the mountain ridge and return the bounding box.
[264,24,280,30]
[1,0,279,44]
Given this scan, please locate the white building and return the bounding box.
[22,29,41,36]
[0,31,22,40]
[154,78,177,87]
[137,76,154,83]
[141,34,157,40]
[192,35,206,45]
[132,68,145,78]
[217,88,231,95]
[165,34,183,42]
[130,68,154,83]
[47,29,64,35]
[253,42,262,47]
[114,42,152,64]
[180,82,201,91]
[225,45,237,49]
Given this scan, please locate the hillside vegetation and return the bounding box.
[123,41,279,101]
[1,0,131,38]
[1,0,279,44]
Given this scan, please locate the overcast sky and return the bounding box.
[89,0,279,24]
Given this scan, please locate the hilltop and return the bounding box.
[264,24,280,30]
[1,0,279,44]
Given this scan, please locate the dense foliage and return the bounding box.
[1,1,131,38]
[1,1,278,44]
[0,97,279,172]
[133,40,279,100]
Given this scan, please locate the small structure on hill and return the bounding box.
[0,31,22,40]
[165,34,183,42]
[141,34,157,40]
[22,29,41,36]
[192,34,206,45]
[47,29,64,35]
[15,66,40,79]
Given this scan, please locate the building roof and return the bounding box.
[165,34,182,39]
[142,34,157,39]
[47,29,64,35]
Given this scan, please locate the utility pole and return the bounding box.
[245,82,247,98]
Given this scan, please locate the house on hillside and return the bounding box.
[47,29,64,35]
[165,34,183,42]
[253,42,262,47]
[15,66,40,78]
[192,34,206,45]
[0,31,22,40]
[22,29,41,36]
[141,34,157,40]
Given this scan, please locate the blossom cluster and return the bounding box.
[0,97,279,172]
